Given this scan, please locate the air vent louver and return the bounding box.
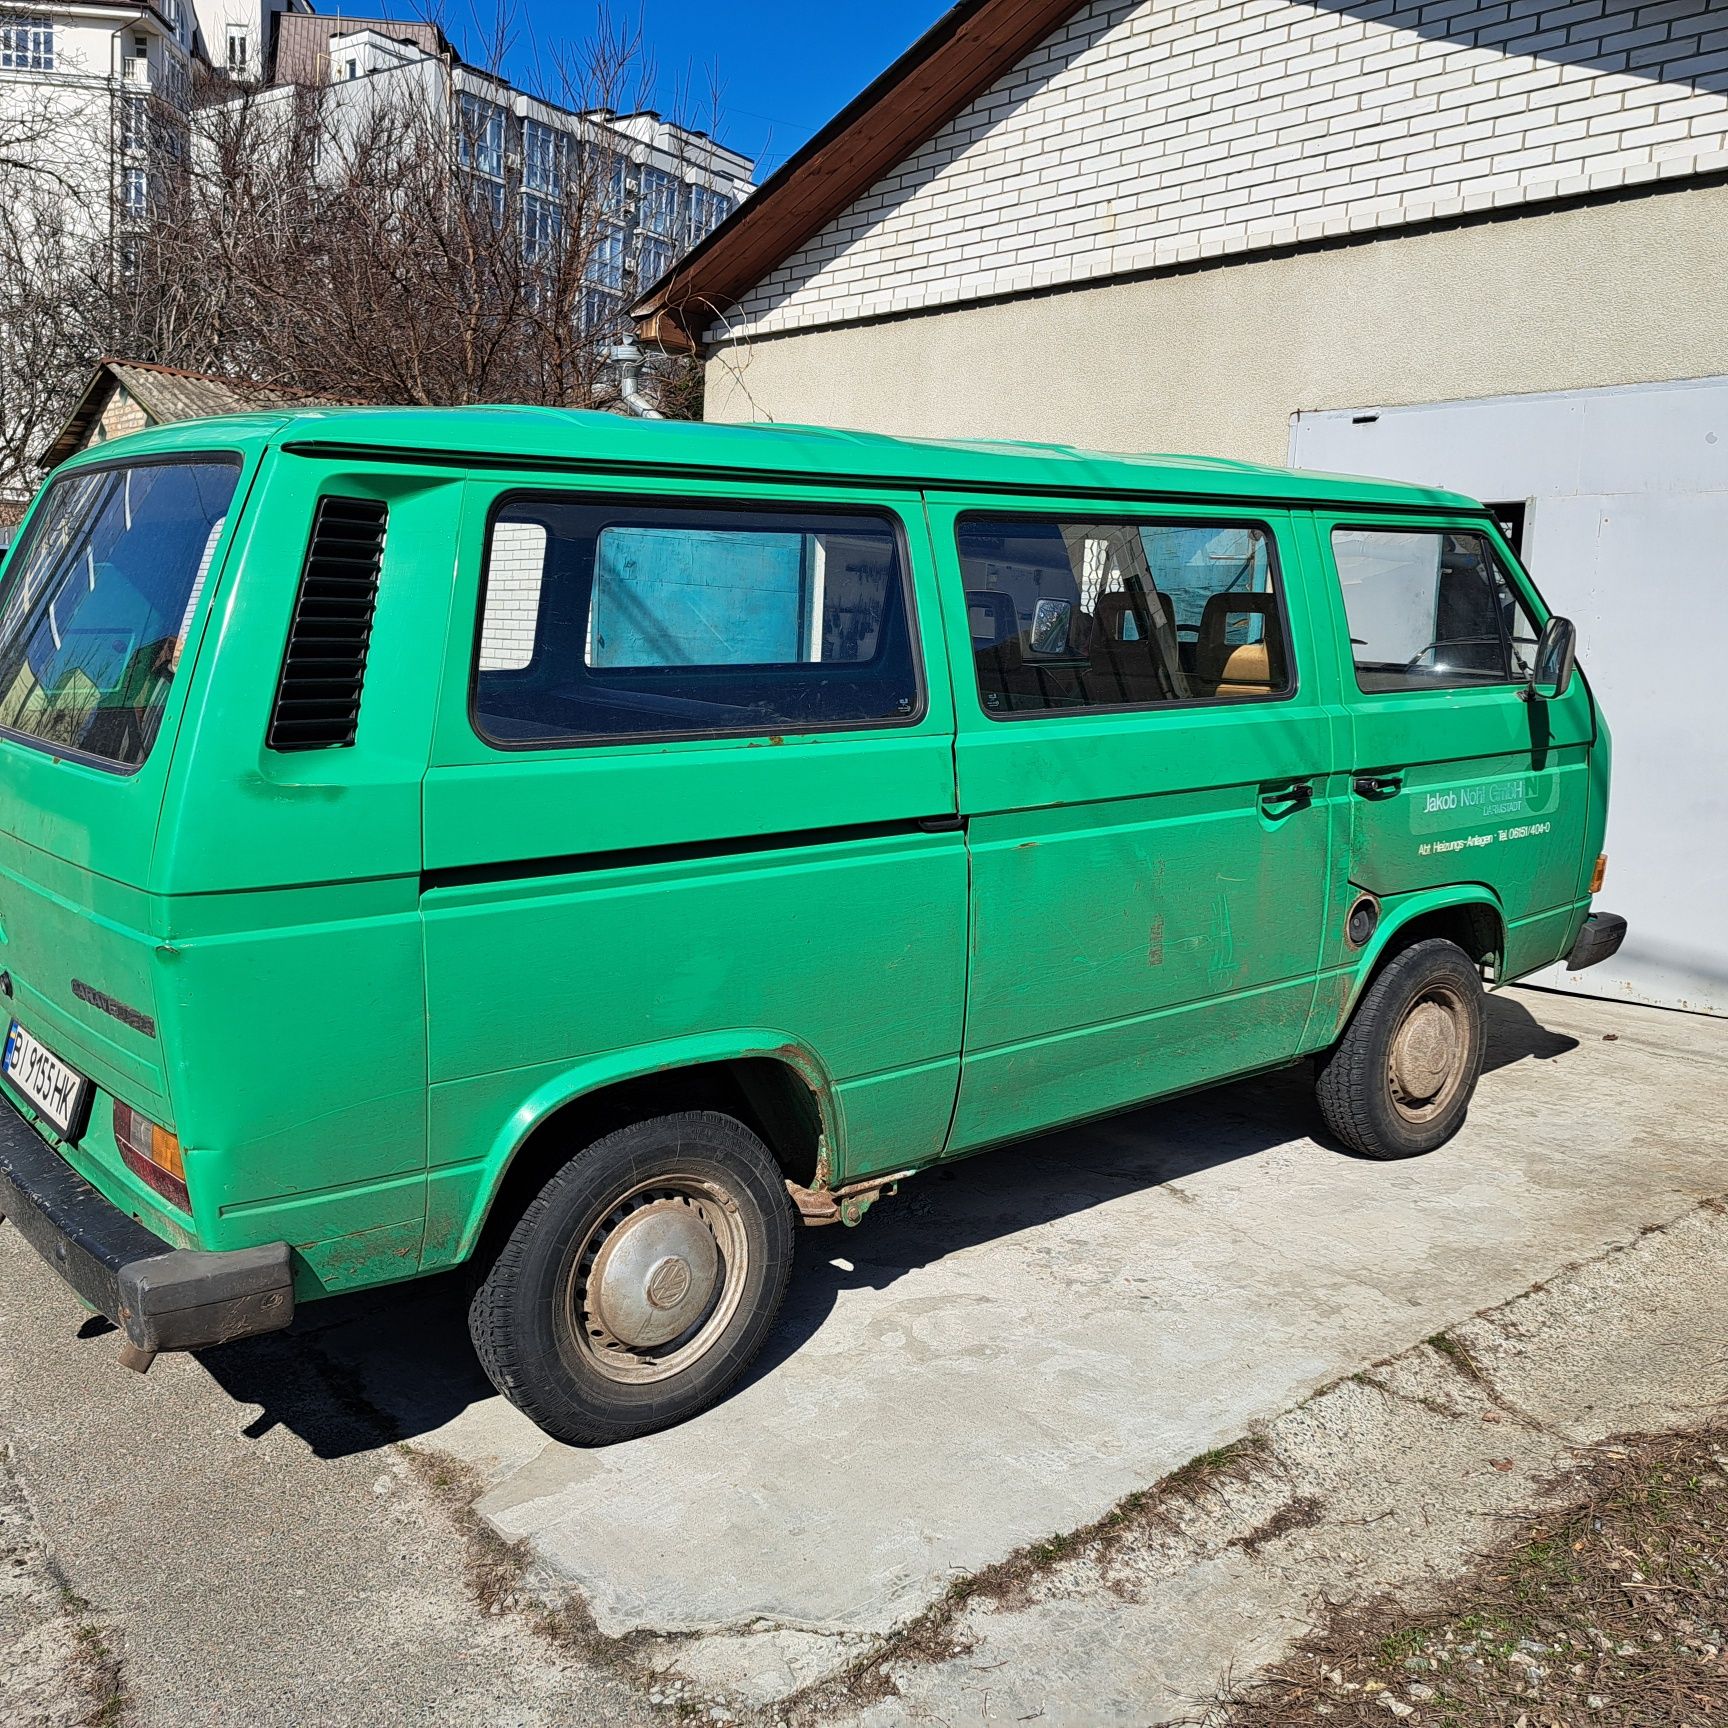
[267,496,387,752]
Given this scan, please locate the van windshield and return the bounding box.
[0,458,240,770]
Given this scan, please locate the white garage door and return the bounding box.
[1291,376,1728,1017]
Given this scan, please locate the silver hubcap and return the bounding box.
[568,1178,748,1384]
[1387,984,1469,1122]
[589,1200,719,1349]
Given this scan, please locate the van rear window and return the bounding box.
[472,498,920,745]
[0,459,239,770]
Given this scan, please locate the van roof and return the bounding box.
[78,405,1485,514]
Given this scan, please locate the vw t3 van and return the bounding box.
[0,410,1623,1444]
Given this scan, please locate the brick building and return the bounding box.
[632,0,1728,1017]
[635,0,1728,454]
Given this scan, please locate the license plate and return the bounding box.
[2,1022,92,1139]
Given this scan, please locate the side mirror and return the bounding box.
[1027,597,1074,657]
[1529,615,1577,701]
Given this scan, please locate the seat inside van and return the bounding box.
[1195,593,1284,697]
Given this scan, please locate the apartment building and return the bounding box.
[265,18,755,336]
[0,0,197,225]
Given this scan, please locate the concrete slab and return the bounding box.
[320,987,1726,1651]
[864,1195,1728,1726]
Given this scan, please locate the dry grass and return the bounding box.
[798,1436,1273,1714]
[1217,1420,1728,1727]
[59,1588,128,1728]
[399,1442,689,1684]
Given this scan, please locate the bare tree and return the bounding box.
[120,11,705,409]
[0,6,717,520]
[0,71,197,519]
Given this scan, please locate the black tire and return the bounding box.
[468,1111,795,1446]
[1316,937,1486,1160]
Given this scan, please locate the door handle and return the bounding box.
[1353,774,1403,801]
[1259,780,1314,816]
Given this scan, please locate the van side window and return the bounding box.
[955,516,1291,715]
[472,498,920,745]
[1331,527,1542,694]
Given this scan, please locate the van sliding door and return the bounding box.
[929,496,1349,1153]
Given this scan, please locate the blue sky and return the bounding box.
[376,2,953,178]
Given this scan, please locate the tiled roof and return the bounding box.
[46,359,351,467]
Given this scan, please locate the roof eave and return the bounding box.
[44,363,119,469]
[630,0,1089,355]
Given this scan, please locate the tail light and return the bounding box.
[113,1103,189,1212]
[1590,853,1608,893]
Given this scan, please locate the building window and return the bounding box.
[121,167,150,219]
[469,175,505,229]
[522,192,561,262]
[636,232,672,288]
[581,288,621,336]
[957,517,1291,716]
[457,92,505,180]
[523,118,565,196]
[0,16,55,71]
[227,28,248,74]
[685,182,733,243]
[120,92,148,153]
[583,146,626,215]
[639,165,679,236]
[585,219,625,292]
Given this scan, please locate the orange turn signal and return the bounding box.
[1590,853,1608,894]
[113,1102,189,1212]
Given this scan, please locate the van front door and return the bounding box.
[929,499,1350,1154]
[1318,517,1595,978]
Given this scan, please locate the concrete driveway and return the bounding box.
[2,983,1724,1722]
[301,985,1724,1690]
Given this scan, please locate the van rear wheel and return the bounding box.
[468,1112,795,1445]
[1316,937,1486,1160]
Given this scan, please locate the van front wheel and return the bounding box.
[468,1112,795,1445]
[1316,937,1486,1160]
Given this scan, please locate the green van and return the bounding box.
[0,409,1623,1444]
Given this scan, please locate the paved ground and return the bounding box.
[351,986,1725,1689]
[0,1257,658,1727]
[0,983,1723,1724]
[855,1194,1728,1726]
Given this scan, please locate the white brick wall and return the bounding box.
[719,0,1728,341]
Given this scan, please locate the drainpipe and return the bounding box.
[606,340,664,419]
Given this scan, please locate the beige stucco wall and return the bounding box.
[704,183,1728,466]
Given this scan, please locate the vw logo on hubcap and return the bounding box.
[646,1255,693,1311]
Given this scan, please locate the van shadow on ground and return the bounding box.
[184,993,1576,1460]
